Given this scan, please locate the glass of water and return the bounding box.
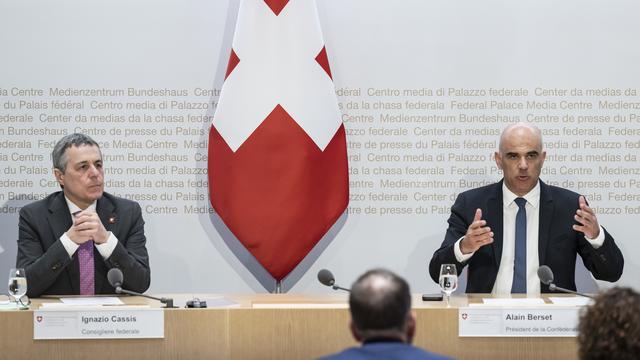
[439,264,458,306]
[8,268,27,306]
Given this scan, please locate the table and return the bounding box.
[0,294,578,359]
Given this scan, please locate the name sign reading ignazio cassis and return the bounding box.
[33,307,164,340]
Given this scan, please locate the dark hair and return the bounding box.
[578,287,640,360]
[349,268,411,335]
[52,133,100,172]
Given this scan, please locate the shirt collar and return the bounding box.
[64,196,97,215]
[502,180,540,209]
[362,336,405,345]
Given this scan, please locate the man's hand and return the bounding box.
[66,211,109,245]
[460,208,494,254]
[573,196,600,239]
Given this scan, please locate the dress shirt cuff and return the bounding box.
[454,236,474,263]
[60,233,80,258]
[96,232,118,259]
[584,226,605,249]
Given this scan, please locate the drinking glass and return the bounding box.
[439,264,458,306]
[8,268,27,305]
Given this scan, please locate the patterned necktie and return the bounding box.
[511,197,527,293]
[74,212,95,296]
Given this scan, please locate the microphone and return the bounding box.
[317,269,350,292]
[537,265,554,285]
[107,266,124,288]
[107,268,176,308]
[537,265,594,299]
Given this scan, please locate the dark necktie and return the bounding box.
[511,197,527,293]
[73,212,95,295]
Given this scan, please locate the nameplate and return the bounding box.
[34,307,164,339]
[459,307,580,337]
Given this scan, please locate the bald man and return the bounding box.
[429,123,624,295]
[320,269,450,360]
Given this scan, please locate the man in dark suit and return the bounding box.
[320,268,450,360]
[17,133,150,298]
[429,123,623,294]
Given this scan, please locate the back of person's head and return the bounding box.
[349,268,413,342]
[578,287,640,360]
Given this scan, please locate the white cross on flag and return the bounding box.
[208,0,349,281]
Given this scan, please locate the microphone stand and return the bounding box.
[116,287,176,308]
[331,285,351,292]
[549,283,594,299]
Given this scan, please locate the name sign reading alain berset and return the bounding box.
[458,306,581,337]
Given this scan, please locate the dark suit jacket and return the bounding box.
[319,341,451,360]
[17,191,151,297]
[429,180,624,293]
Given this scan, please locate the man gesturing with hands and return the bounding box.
[429,123,623,295]
[460,209,494,255]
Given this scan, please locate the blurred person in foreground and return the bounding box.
[17,133,150,297]
[578,287,640,360]
[320,268,451,360]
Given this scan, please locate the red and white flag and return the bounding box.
[208,0,349,281]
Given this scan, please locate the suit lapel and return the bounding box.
[46,192,79,294]
[538,181,554,266]
[485,182,504,269]
[95,194,117,293]
[47,192,72,242]
[97,194,117,234]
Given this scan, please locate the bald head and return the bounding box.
[499,122,543,153]
[349,269,413,342]
[495,122,547,196]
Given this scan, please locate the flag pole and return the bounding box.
[275,280,282,294]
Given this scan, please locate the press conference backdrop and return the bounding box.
[0,0,638,293]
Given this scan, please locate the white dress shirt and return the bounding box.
[493,183,541,295]
[59,197,118,260]
[454,181,605,295]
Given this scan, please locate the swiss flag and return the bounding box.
[208,0,349,281]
